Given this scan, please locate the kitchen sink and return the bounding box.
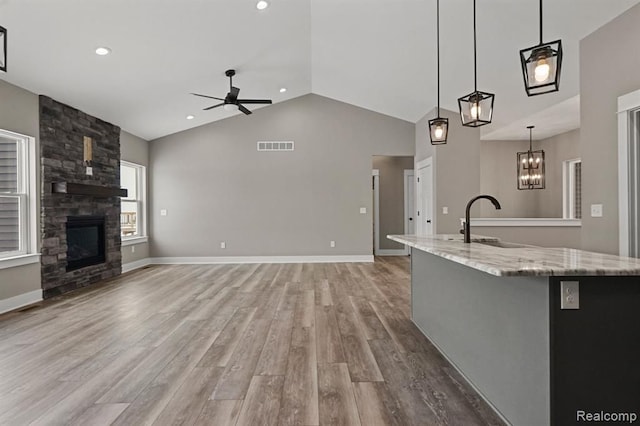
[476,240,529,249]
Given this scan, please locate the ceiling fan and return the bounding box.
[191,69,272,115]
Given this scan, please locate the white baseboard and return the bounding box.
[149,255,374,264]
[122,258,153,274]
[375,249,409,256]
[0,289,43,315]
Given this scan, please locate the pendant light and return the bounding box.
[429,0,448,145]
[0,25,6,72]
[519,0,562,96]
[517,126,545,190]
[458,0,494,127]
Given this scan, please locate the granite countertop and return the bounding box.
[387,234,640,277]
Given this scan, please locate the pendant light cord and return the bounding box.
[539,0,543,45]
[436,0,441,117]
[473,0,477,92]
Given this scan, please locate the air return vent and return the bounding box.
[257,141,294,151]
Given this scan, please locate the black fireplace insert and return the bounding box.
[66,215,106,271]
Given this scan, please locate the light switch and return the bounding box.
[442,207,448,214]
[330,241,336,248]
[160,209,167,216]
[220,242,226,249]
[360,207,367,214]
[560,281,580,310]
[590,204,603,217]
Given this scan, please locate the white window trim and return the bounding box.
[0,129,38,263]
[121,236,149,246]
[562,158,581,219]
[121,160,147,241]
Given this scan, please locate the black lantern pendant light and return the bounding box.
[519,0,562,96]
[517,126,545,190]
[429,0,448,145]
[458,0,494,127]
[0,25,6,73]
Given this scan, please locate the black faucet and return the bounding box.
[462,195,502,243]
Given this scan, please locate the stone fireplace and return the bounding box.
[39,96,123,298]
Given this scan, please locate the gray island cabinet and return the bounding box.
[388,234,640,426]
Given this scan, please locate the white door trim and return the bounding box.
[372,169,380,256]
[618,88,640,256]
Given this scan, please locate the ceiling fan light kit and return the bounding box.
[191,69,273,116]
[429,0,449,145]
[519,0,563,96]
[458,0,494,127]
[0,25,7,72]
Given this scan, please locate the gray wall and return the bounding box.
[580,2,640,254]
[0,80,41,302]
[372,156,414,250]
[415,108,481,234]
[149,94,415,257]
[480,139,538,217]
[120,130,150,265]
[480,129,580,218]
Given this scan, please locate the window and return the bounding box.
[120,161,146,240]
[563,158,582,219]
[0,130,33,259]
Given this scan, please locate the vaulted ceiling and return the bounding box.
[1,0,637,141]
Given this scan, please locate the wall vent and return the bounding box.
[257,141,294,151]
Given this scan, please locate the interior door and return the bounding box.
[405,171,415,235]
[416,160,433,236]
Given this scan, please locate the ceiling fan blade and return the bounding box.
[237,99,273,104]
[191,93,225,101]
[230,87,240,99]
[203,103,225,111]
[238,104,252,115]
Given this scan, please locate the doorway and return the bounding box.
[618,88,640,257]
[404,169,415,254]
[416,157,434,236]
[372,156,414,256]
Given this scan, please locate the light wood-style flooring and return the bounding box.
[0,258,504,425]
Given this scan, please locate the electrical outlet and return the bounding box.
[85,166,93,176]
[330,241,336,248]
[590,204,603,217]
[360,207,367,214]
[160,209,167,216]
[560,281,580,310]
[220,242,226,249]
[442,206,448,214]
[131,246,135,253]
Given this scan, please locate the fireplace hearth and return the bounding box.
[66,216,106,271]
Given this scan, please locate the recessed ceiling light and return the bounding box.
[95,47,111,56]
[256,0,269,10]
[279,87,287,93]
[186,115,195,120]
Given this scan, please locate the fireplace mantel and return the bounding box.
[52,182,128,198]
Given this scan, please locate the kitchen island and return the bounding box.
[388,234,640,426]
